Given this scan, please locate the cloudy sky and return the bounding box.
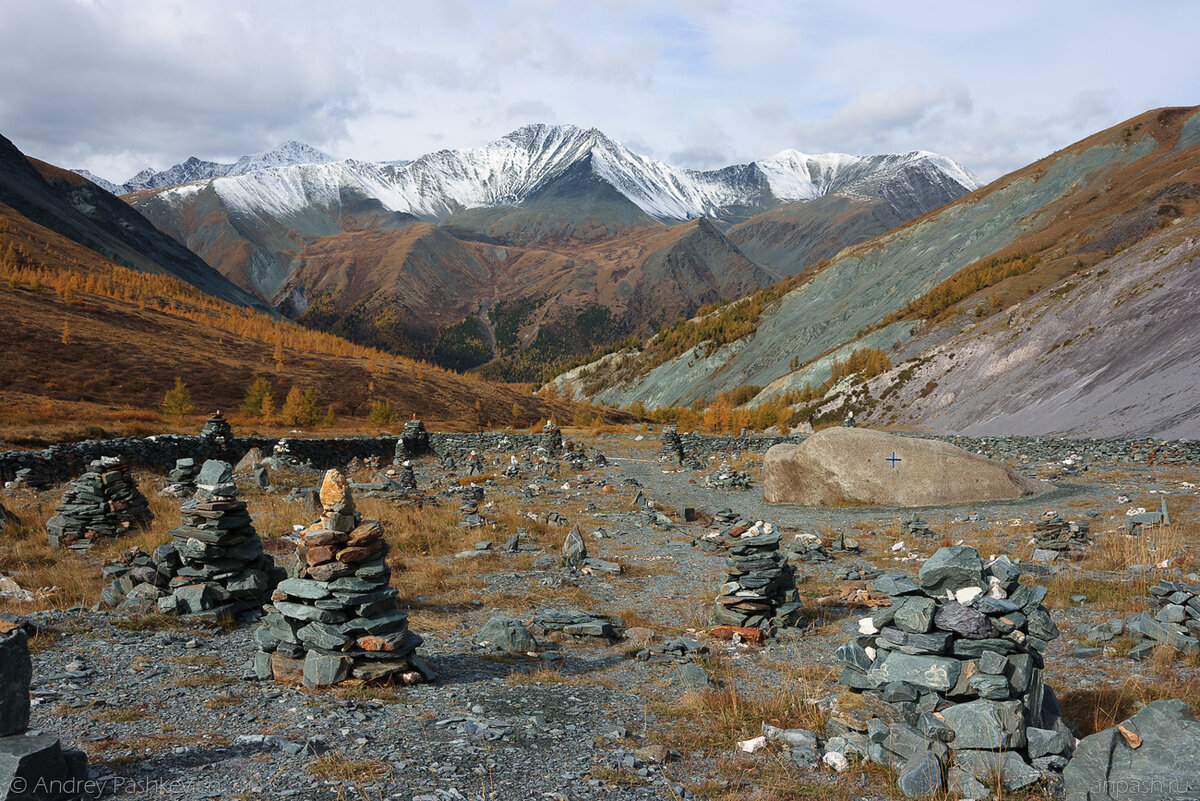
[2,0,1197,184]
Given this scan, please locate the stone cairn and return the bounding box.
[103,460,282,617]
[711,520,802,634]
[901,513,937,540]
[1033,511,1090,554]
[460,484,486,528]
[396,461,418,492]
[46,457,153,551]
[394,417,432,463]
[830,546,1070,797]
[160,457,202,498]
[540,420,563,454]
[658,424,685,463]
[1083,578,1200,659]
[252,469,430,688]
[0,625,93,797]
[200,410,234,445]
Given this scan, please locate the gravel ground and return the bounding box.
[16,431,1200,800]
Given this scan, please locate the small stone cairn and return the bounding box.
[1083,578,1200,658]
[101,460,283,616]
[160,457,202,498]
[46,457,153,551]
[460,484,486,528]
[200,410,234,445]
[396,461,418,492]
[252,469,431,688]
[394,417,432,463]
[0,624,93,797]
[540,420,563,454]
[901,513,937,539]
[830,546,1070,797]
[1033,511,1090,554]
[658,424,684,464]
[711,520,802,634]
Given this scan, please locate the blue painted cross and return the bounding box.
[886,451,902,468]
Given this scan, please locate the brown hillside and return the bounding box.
[0,200,601,435]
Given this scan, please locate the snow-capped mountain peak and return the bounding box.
[131,124,979,225]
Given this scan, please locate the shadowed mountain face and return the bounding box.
[120,125,974,377]
[555,107,1200,438]
[0,133,268,312]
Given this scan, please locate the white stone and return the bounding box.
[955,586,983,604]
[823,751,850,772]
[858,617,879,635]
[737,736,767,753]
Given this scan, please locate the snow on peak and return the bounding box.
[145,125,979,224]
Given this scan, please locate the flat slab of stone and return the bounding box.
[763,428,1053,507]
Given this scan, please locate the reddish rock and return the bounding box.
[709,625,765,644]
[306,545,337,565]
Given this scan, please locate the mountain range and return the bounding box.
[99,124,977,377]
[552,106,1200,438]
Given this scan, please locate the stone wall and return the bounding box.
[3,429,1199,487]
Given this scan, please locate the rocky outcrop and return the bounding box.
[763,428,1052,507]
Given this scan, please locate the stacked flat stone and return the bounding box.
[11,465,50,490]
[530,608,621,640]
[200,410,234,445]
[830,546,1070,797]
[46,458,153,551]
[540,420,563,453]
[101,460,282,616]
[658,425,684,463]
[252,469,428,688]
[0,625,92,798]
[703,465,753,490]
[160,457,202,498]
[463,451,486,476]
[1118,579,1200,657]
[712,520,802,634]
[1033,511,1090,553]
[396,462,418,492]
[901,513,937,539]
[460,484,486,528]
[394,418,432,463]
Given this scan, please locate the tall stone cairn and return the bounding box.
[394,418,432,463]
[712,520,802,634]
[540,420,563,454]
[252,469,430,688]
[200,410,234,445]
[658,424,685,464]
[0,625,92,796]
[46,457,153,551]
[830,546,1070,797]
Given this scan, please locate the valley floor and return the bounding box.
[4,431,1199,800]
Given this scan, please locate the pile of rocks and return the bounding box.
[0,624,94,798]
[530,608,622,640]
[658,425,684,463]
[10,464,51,490]
[200,410,234,445]
[460,484,486,528]
[463,451,486,476]
[830,546,1070,797]
[160,457,202,497]
[1033,511,1091,554]
[712,520,802,634]
[783,534,833,563]
[1125,495,1170,534]
[900,513,937,539]
[1092,578,1200,658]
[251,469,432,688]
[394,418,432,462]
[540,420,563,453]
[46,458,153,551]
[395,462,418,492]
[703,465,753,490]
[101,460,283,617]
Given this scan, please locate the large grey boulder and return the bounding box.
[0,629,31,737]
[1064,699,1200,800]
[763,428,1052,506]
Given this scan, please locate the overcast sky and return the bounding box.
[2,0,1197,184]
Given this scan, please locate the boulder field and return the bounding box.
[763,428,1053,507]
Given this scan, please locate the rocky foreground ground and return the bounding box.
[2,429,1199,800]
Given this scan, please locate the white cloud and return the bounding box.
[1,0,1197,184]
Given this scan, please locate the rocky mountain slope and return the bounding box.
[0,133,268,312]
[74,141,335,195]
[555,107,1200,438]
[114,126,974,376]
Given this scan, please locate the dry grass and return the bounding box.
[90,706,151,723]
[1058,674,1200,736]
[306,752,392,783]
